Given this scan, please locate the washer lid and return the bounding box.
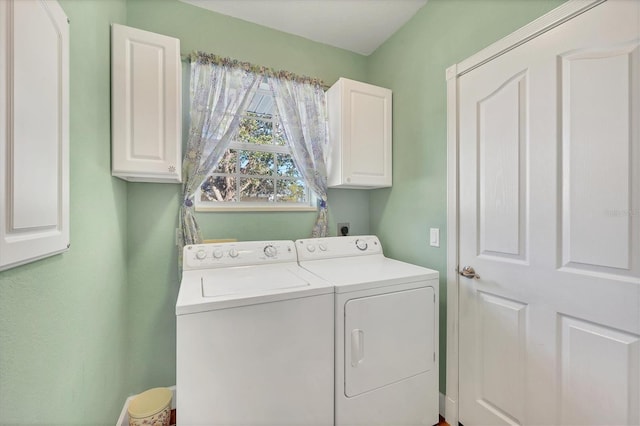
[201,266,310,297]
[176,262,333,315]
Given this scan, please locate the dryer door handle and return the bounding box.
[351,329,364,367]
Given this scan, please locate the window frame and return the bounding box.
[195,100,317,212]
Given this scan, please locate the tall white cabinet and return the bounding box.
[111,24,182,183]
[0,0,70,271]
[326,78,392,189]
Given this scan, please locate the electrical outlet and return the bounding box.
[337,222,350,236]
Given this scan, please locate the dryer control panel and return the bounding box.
[183,240,297,270]
[296,235,383,261]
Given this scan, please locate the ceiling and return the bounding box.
[179,0,428,56]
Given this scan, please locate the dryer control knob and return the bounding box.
[212,249,223,259]
[228,248,239,258]
[264,245,277,257]
[355,239,368,251]
[196,249,207,260]
[319,243,327,252]
[306,244,316,252]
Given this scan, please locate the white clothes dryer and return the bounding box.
[296,235,440,426]
[176,240,334,426]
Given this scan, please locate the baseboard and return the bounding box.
[116,385,176,426]
[445,394,458,426]
[439,392,446,418]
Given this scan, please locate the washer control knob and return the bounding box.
[228,248,239,258]
[355,239,368,251]
[196,249,207,260]
[306,244,316,252]
[212,249,223,259]
[264,245,277,257]
[319,243,327,252]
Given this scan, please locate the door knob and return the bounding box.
[459,266,480,279]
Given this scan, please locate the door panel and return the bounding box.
[476,292,527,425]
[478,71,528,261]
[12,0,60,230]
[561,43,639,273]
[350,90,386,177]
[559,315,639,426]
[458,1,640,425]
[344,287,434,397]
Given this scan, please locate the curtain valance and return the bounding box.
[188,51,327,88]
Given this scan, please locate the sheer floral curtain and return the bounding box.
[178,52,330,265]
[269,77,330,237]
[179,53,263,249]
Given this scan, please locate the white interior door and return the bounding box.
[457,1,640,425]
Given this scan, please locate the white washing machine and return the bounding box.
[296,235,440,426]
[176,240,334,426]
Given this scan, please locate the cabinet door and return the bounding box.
[111,24,182,183]
[0,0,70,271]
[327,78,392,189]
[343,80,392,188]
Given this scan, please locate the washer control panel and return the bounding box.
[184,240,296,270]
[296,235,383,261]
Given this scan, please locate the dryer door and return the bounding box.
[344,286,435,397]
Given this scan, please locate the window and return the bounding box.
[196,84,315,211]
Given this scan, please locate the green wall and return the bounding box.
[0,0,129,424]
[366,0,565,391]
[124,0,371,394]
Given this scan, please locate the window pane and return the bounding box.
[211,149,237,173]
[246,87,275,116]
[274,120,286,146]
[276,153,301,178]
[239,150,274,176]
[240,178,274,202]
[201,176,237,202]
[237,113,273,146]
[276,179,307,203]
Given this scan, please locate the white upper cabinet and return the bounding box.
[111,24,182,183]
[326,78,392,189]
[0,0,70,271]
